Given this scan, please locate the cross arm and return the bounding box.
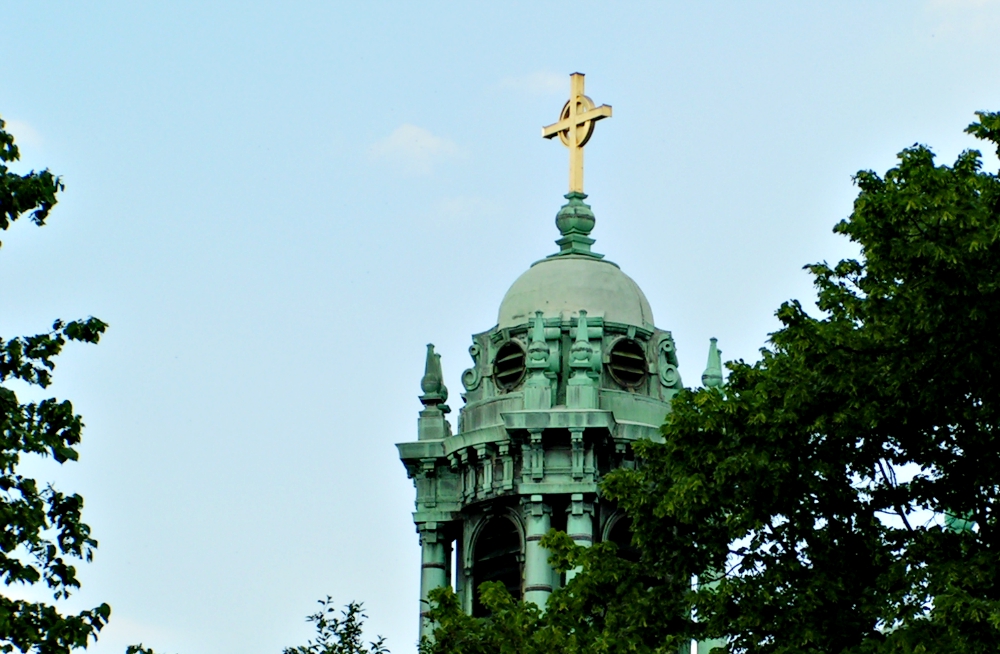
[541,105,613,139]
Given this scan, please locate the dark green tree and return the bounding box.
[1,117,110,653]
[597,110,1000,653]
[424,110,1000,654]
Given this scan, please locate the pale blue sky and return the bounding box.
[2,2,999,652]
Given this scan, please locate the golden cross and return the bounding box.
[542,73,612,194]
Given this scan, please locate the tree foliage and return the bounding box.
[596,110,1000,653]
[0,119,62,248]
[0,117,110,653]
[283,598,388,654]
[422,537,690,654]
[421,110,1000,654]
[125,647,160,654]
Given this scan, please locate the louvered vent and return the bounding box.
[608,338,647,387]
[493,341,527,390]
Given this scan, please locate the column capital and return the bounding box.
[567,493,595,516]
[521,494,552,518]
[417,522,443,544]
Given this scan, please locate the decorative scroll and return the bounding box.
[658,334,683,389]
[461,342,482,391]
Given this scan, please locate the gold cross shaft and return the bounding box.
[542,73,612,194]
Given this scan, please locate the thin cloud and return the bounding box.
[428,195,501,229]
[928,0,997,7]
[437,195,491,218]
[368,124,462,175]
[923,0,1000,39]
[3,119,43,149]
[497,71,566,96]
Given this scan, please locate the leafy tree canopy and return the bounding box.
[0,119,62,248]
[599,110,1000,653]
[0,117,109,653]
[424,110,1000,654]
[283,598,387,654]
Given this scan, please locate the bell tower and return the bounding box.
[397,73,701,639]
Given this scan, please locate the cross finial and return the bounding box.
[542,73,612,194]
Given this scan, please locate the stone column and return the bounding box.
[419,523,448,640]
[523,495,553,607]
[694,571,726,653]
[696,638,727,654]
[565,493,593,583]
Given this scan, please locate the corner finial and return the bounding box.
[419,344,450,412]
[701,337,724,388]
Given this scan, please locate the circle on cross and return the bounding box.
[556,94,598,147]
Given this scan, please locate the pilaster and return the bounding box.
[498,442,514,492]
[570,428,585,480]
[474,444,494,496]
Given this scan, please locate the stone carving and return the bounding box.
[461,342,482,391]
[657,333,682,389]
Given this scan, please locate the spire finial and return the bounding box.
[701,337,724,388]
[550,192,603,259]
[543,73,610,259]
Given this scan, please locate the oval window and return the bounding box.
[493,341,527,390]
[608,338,647,387]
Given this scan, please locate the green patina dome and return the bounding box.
[497,254,654,329]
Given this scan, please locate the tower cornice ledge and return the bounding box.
[501,408,615,432]
[396,440,445,462]
[517,481,599,495]
[412,509,463,525]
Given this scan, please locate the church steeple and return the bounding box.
[397,73,688,641]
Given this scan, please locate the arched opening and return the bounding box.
[472,517,522,617]
[607,515,640,563]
